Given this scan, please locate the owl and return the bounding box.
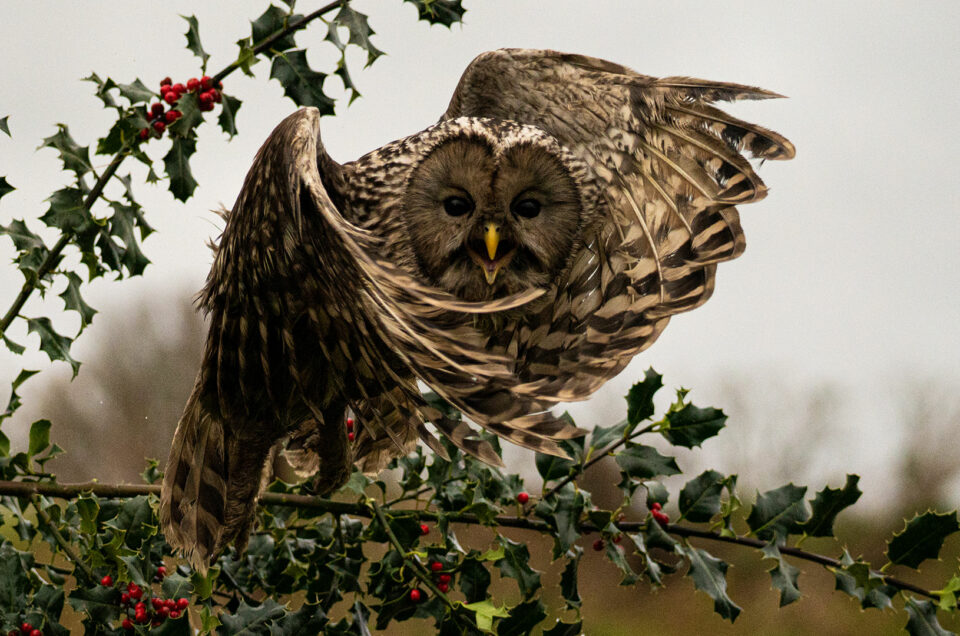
[160,49,794,568]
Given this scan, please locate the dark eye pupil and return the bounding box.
[443,196,473,217]
[512,198,541,218]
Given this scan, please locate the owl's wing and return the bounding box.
[443,49,795,401]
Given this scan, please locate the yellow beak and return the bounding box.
[484,222,500,260]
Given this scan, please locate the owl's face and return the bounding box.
[401,133,583,305]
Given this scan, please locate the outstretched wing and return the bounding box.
[443,48,795,401]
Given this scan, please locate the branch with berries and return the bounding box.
[1,370,958,634]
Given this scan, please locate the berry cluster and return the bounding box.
[99,567,189,629]
[8,623,41,636]
[139,75,223,141]
[650,501,669,526]
[346,416,355,442]
[429,559,454,593]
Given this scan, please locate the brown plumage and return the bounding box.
[160,48,794,569]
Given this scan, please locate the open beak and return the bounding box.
[483,223,501,284]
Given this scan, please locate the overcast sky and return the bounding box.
[1,1,958,506]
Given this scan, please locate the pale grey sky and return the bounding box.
[1,1,958,506]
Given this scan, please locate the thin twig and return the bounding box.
[31,495,95,581]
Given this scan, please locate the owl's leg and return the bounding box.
[311,403,353,495]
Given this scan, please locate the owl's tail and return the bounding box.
[160,381,277,572]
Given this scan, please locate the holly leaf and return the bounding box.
[615,444,680,481]
[332,5,384,67]
[115,79,154,105]
[681,544,741,622]
[662,402,726,448]
[234,38,260,77]
[41,124,93,179]
[41,187,88,232]
[2,369,39,425]
[458,554,492,603]
[251,5,300,55]
[832,549,897,609]
[270,50,336,114]
[0,176,13,200]
[28,418,51,457]
[107,202,152,276]
[559,547,582,608]
[26,317,80,376]
[461,600,508,633]
[68,585,121,624]
[1,219,52,285]
[679,470,725,523]
[543,621,584,636]
[761,543,801,607]
[182,15,209,67]
[218,93,242,138]
[217,598,288,633]
[495,537,541,599]
[497,599,547,636]
[802,474,862,537]
[905,597,953,636]
[626,367,663,428]
[0,115,9,136]
[83,73,118,108]
[163,137,198,201]
[535,450,574,482]
[403,0,466,27]
[746,483,809,542]
[887,510,960,570]
[605,541,639,585]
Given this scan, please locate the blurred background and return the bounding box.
[1,1,959,633]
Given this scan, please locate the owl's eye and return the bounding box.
[443,195,474,217]
[511,198,541,219]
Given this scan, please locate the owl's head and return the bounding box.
[401,118,595,307]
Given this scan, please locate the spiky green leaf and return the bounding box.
[270,50,336,113]
[887,510,960,570]
[681,544,741,622]
[182,15,209,67]
[0,176,13,200]
[679,469,725,523]
[662,402,726,448]
[746,483,809,541]
[404,0,466,27]
[803,474,862,537]
[218,93,242,138]
[41,124,92,178]
[26,317,79,376]
[626,367,663,427]
[163,136,198,201]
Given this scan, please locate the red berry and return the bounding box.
[29,630,40,636]
[121,592,130,604]
[593,539,604,551]
[160,85,172,98]
[121,618,133,630]
[158,606,170,618]
[613,534,622,544]
[139,127,150,140]
[176,598,189,610]
[346,417,354,429]
[20,625,31,635]
[165,599,177,609]
[156,565,167,578]
[171,83,186,95]
[160,77,172,87]
[136,613,148,624]
[150,102,164,116]
[165,110,181,123]
[210,89,222,103]
[516,492,529,504]
[650,502,662,511]
[198,90,214,104]
[152,120,166,134]
[151,598,163,610]
[409,589,422,603]
[169,610,181,619]
[430,561,443,572]
[134,602,145,612]
[187,78,200,92]
[420,523,429,535]
[199,101,215,112]
[652,510,670,525]
[347,432,355,441]
[101,574,113,586]
[200,76,213,90]
[437,582,449,593]
[438,573,451,584]
[163,91,178,105]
